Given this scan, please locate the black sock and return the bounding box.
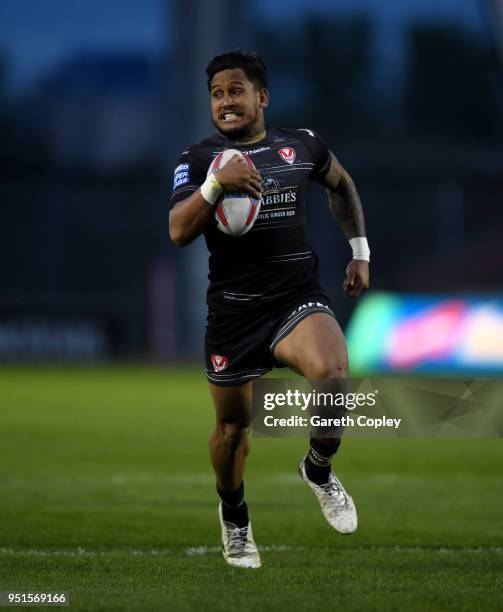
[306,448,332,485]
[306,438,340,485]
[217,481,249,528]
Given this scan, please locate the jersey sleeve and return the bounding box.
[170,147,207,208]
[296,129,331,182]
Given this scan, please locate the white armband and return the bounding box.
[200,174,223,206]
[349,237,370,262]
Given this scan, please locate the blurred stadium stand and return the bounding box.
[37,54,161,168]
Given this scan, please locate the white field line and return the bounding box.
[1,473,216,486]
[0,545,302,558]
[184,545,503,557]
[0,547,175,557]
[4,472,501,486]
[0,545,301,558]
[0,546,502,558]
[271,473,503,485]
[185,544,303,556]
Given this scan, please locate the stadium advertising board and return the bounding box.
[346,294,503,375]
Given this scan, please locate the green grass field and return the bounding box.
[0,366,502,611]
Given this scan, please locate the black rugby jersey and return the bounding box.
[170,125,331,309]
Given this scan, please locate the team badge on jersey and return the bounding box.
[211,354,229,372]
[279,147,296,165]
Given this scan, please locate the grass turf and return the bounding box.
[0,366,502,611]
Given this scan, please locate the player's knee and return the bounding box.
[220,422,250,453]
[305,357,348,379]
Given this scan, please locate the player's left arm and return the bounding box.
[320,152,370,299]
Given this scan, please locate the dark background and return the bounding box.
[1,0,502,362]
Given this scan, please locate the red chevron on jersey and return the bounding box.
[279,147,296,165]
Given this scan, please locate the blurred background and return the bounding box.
[1,0,503,373]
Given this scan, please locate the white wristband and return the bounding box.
[349,237,370,261]
[200,174,223,206]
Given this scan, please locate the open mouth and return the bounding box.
[220,111,242,122]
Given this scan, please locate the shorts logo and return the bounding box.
[211,354,229,372]
[279,147,296,165]
[288,302,331,319]
[173,164,190,189]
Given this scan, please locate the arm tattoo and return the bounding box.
[324,153,366,240]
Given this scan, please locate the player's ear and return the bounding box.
[258,88,269,108]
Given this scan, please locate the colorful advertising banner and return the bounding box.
[345,293,503,375]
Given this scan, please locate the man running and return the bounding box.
[169,50,370,568]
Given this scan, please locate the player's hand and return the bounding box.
[343,260,369,299]
[214,154,262,199]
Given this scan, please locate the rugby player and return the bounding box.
[169,51,370,568]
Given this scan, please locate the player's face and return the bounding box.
[210,68,268,140]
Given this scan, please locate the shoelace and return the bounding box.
[319,478,347,508]
[225,525,256,557]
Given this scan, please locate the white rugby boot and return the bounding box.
[218,504,262,568]
[298,456,357,534]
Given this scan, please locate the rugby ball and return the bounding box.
[207,149,261,236]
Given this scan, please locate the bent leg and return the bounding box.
[209,381,252,492]
[273,312,348,474]
[273,311,358,533]
[274,311,348,443]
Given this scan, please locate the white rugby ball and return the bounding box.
[207,148,261,236]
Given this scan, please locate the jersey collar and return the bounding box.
[214,124,274,148]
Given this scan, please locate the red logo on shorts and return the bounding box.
[279,147,296,165]
[211,354,229,372]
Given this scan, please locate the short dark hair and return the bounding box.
[206,50,268,91]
